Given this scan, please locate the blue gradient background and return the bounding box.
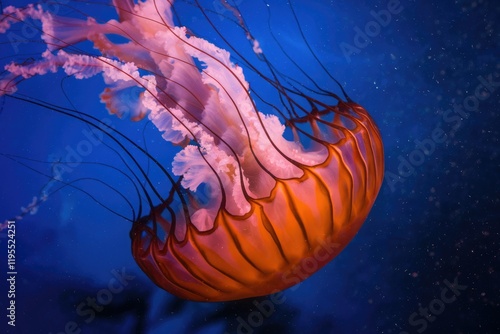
[0,0,498,333]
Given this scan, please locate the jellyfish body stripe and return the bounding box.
[0,0,384,302]
[132,102,383,301]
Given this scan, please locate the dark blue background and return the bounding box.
[0,0,498,333]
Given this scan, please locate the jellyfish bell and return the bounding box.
[0,0,384,301]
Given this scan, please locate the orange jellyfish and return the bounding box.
[0,0,384,301]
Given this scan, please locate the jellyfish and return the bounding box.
[0,0,384,301]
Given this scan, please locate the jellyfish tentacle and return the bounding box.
[1,0,384,302]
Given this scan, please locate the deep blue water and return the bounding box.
[0,0,498,333]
